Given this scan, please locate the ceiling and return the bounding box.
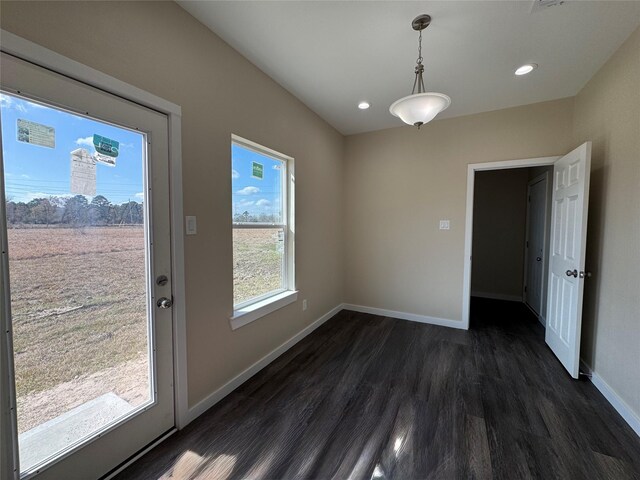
[177,1,640,135]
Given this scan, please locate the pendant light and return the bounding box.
[389,14,451,129]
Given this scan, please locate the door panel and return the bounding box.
[545,142,591,378]
[524,175,547,316]
[1,53,174,479]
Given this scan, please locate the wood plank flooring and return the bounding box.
[114,298,640,479]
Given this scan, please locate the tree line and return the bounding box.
[5,195,144,227]
[233,211,281,224]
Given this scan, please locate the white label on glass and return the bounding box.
[70,148,97,196]
[94,152,116,167]
[17,119,55,148]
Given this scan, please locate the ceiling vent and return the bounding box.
[530,0,567,13]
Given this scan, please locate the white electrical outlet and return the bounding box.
[185,216,197,235]
[302,299,308,311]
[439,220,450,230]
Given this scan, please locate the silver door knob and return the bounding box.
[157,297,173,309]
[566,269,578,278]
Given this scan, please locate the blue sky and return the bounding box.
[232,143,283,221]
[1,93,144,204]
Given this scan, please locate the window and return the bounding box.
[231,135,295,328]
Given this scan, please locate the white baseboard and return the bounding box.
[471,291,523,302]
[342,303,464,330]
[183,303,344,426]
[580,360,640,438]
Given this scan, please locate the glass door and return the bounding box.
[1,53,174,480]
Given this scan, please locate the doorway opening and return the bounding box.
[468,166,551,340]
[470,166,551,326]
[462,145,592,379]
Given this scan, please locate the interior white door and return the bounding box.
[545,142,591,378]
[524,175,547,316]
[1,52,174,479]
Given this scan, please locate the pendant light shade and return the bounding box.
[389,14,451,129]
[389,92,451,128]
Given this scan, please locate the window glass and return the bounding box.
[232,141,288,308]
[232,144,283,224]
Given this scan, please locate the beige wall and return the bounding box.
[471,169,529,300]
[344,98,574,321]
[573,26,640,417]
[0,1,345,408]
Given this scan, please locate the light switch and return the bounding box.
[439,220,450,230]
[185,216,197,235]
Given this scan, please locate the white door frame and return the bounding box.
[0,29,189,475]
[462,156,559,329]
[523,172,550,324]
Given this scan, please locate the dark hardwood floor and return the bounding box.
[114,298,640,479]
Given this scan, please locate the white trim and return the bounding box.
[231,134,294,163]
[343,304,464,330]
[471,291,523,302]
[462,156,560,329]
[230,290,298,330]
[233,288,287,312]
[103,429,177,480]
[168,118,188,429]
[0,30,189,436]
[185,303,343,425]
[580,361,640,438]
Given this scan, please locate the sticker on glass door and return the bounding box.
[1,92,154,473]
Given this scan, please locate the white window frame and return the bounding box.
[230,135,296,330]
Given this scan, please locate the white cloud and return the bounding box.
[232,169,240,179]
[236,200,255,208]
[0,94,11,109]
[75,136,95,148]
[0,94,27,113]
[256,199,271,207]
[236,186,260,195]
[135,192,145,200]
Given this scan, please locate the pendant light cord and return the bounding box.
[411,28,426,95]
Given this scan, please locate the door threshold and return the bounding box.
[102,428,177,479]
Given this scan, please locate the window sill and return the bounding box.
[230,290,298,330]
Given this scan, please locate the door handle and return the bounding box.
[566,269,578,278]
[157,297,173,309]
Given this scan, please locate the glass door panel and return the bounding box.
[1,92,155,474]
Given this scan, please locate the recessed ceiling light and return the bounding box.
[515,64,538,76]
[358,101,370,110]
